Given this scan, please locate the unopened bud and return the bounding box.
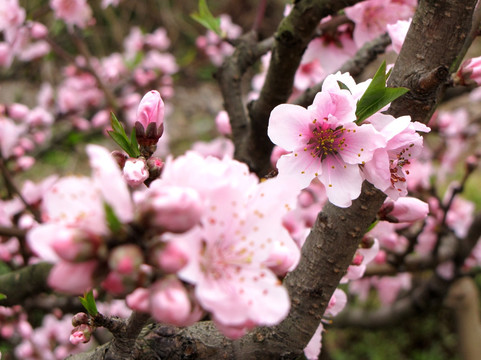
[108,244,144,275]
[455,56,481,86]
[123,158,149,187]
[150,278,194,326]
[135,90,164,148]
[72,312,89,327]
[154,241,189,273]
[70,324,92,345]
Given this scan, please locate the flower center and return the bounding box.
[305,119,346,160]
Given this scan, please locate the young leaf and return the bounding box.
[109,112,140,157]
[110,112,128,138]
[79,290,98,316]
[0,293,6,301]
[355,61,409,124]
[191,0,222,36]
[130,127,141,157]
[337,80,352,93]
[108,130,137,158]
[104,202,122,234]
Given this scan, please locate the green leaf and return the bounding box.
[109,112,140,157]
[191,0,222,36]
[79,290,98,316]
[366,219,379,233]
[355,61,409,124]
[110,112,127,138]
[0,293,6,301]
[130,127,140,157]
[108,131,137,158]
[337,80,351,93]
[104,202,122,234]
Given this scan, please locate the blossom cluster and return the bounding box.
[268,71,429,207]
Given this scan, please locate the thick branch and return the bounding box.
[387,0,478,123]
[0,262,53,306]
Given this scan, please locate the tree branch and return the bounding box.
[0,262,53,306]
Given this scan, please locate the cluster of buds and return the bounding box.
[110,90,166,188]
[70,313,93,345]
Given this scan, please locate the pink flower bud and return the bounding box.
[351,253,364,266]
[72,312,90,327]
[29,22,48,39]
[135,90,164,146]
[108,244,144,275]
[156,241,189,273]
[389,197,429,223]
[70,324,92,345]
[215,110,232,135]
[8,103,29,120]
[101,271,126,295]
[126,287,150,313]
[150,278,194,326]
[456,56,481,86]
[123,158,149,187]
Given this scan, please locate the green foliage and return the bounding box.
[191,0,221,36]
[107,112,140,158]
[0,293,6,300]
[355,61,409,124]
[104,202,122,234]
[79,290,98,317]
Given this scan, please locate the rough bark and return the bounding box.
[0,262,53,307]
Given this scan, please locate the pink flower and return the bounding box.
[50,0,93,29]
[215,110,232,135]
[196,14,242,66]
[456,56,481,86]
[268,73,386,207]
[87,144,133,224]
[123,158,149,187]
[345,0,415,48]
[0,117,26,158]
[145,28,171,51]
[387,18,411,54]
[304,323,324,360]
[158,152,299,335]
[363,113,430,199]
[0,0,25,39]
[190,138,235,159]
